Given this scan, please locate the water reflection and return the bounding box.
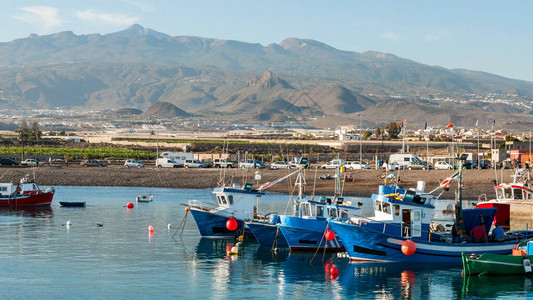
[0,206,53,218]
[462,275,533,298]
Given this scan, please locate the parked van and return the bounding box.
[156,158,180,168]
[160,152,194,165]
[389,154,431,170]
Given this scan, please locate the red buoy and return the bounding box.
[226,218,238,231]
[330,266,339,279]
[325,229,335,241]
[401,239,416,255]
[149,225,154,233]
[127,202,134,209]
[185,207,190,212]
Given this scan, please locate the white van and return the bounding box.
[389,154,431,170]
[160,152,194,165]
[156,158,180,168]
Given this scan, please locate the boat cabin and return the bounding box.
[369,184,435,238]
[0,180,41,198]
[494,184,533,201]
[295,196,360,221]
[210,183,264,220]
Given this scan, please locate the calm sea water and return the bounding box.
[1,186,532,299]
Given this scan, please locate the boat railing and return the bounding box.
[188,200,217,212]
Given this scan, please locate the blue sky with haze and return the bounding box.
[1,1,531,81]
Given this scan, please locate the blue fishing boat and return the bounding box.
[188,183,264,238]
[329,165,533,263]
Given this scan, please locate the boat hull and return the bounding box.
[462,253,533,276]
[189,208,253,238]
[0,192,54,207]
[329,220,523,263]
[246,221,288,247]
[279,216,344,252]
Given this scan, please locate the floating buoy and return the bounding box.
[226,218,238,231]
[401,239,416,255]
[66,220,71,226]
[227,242,241,256]
[185,207,190,212]
[127,202,134,209]
[325,229,335,241]
[168,223,171,229]
[330,266,339,279]
[149,225,154,233]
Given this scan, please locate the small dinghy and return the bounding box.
[59,201,86,207]
[136,195,153,202]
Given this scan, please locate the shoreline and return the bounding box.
[1,166,511,200]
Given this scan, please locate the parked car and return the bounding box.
[321,159,345,169]
[271,161,291,169]
[406,162,431,170]
[183,159,208,168]
[239,159,265,169]
[124,159,144,168]
[0,158,19,165]
[21,159,45,167]
[80,160,107,167]
[435,161,454,170]
[479,159,492,169]
[289,157,311,169]
[213,158,236,168]
[387,162,404,170]
[346,161,370,170]
[156,158,180,168]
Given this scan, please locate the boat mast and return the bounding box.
[454,160,465,236]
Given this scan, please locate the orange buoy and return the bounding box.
[226,218,238,231]
[149,225,154,233]
[127,202,134,209]
[325,229,335,241]
[401,239,416,255]
[185,207,190,212]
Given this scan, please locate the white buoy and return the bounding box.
[66,221,71,226]
[168,223,171,229]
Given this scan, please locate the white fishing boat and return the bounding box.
[136,195,153,202]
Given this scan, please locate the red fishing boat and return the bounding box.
[0,176,55,207]
[477,168,533,228]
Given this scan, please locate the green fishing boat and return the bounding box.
[462,251,533,276]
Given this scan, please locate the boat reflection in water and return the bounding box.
[462,275,533,298]
[0,206,53,218]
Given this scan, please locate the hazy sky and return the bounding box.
[1,1,531,82]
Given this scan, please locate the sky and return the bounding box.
[0,1,531,82]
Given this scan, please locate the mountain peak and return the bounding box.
[107,24,170,38]
[245,70,294,89]
[280,38,335,51]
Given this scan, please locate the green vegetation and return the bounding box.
[385,122,401,139]
[0,146,155,160]
[15,119,42,141]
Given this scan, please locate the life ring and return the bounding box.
[440,178,453,189]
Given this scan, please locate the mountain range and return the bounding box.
[1,24,533,129]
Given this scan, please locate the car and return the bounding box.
[183,159,208,168]
[124,159,144,168]
[213,159,236,168]
[80,160,107,167]
[21,159,45,167]
[289,157,311,169]
[406,162,432,170]
[271,161,291,169]
[479,159,492,169]
[346,161,370,170]
[387,162,404,170]
[435,161,454,170]
[321,159,345,169]
[0,158,19,165]
[239,159,265,169]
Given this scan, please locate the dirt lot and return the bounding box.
[0,165,514,200]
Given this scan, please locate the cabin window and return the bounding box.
[219,196,227,204]
[302,203,311,216]
[228,195,233,204]
[340,210,348,219]
[504,189,512,199]
[514,189,523,200]
[404,157,410,162]
[394,204,400,216]
[316,206,324,217]
[328,208,337,218]
[496,189,503,199]
[382,202,391,215]
[374,200,382,212]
